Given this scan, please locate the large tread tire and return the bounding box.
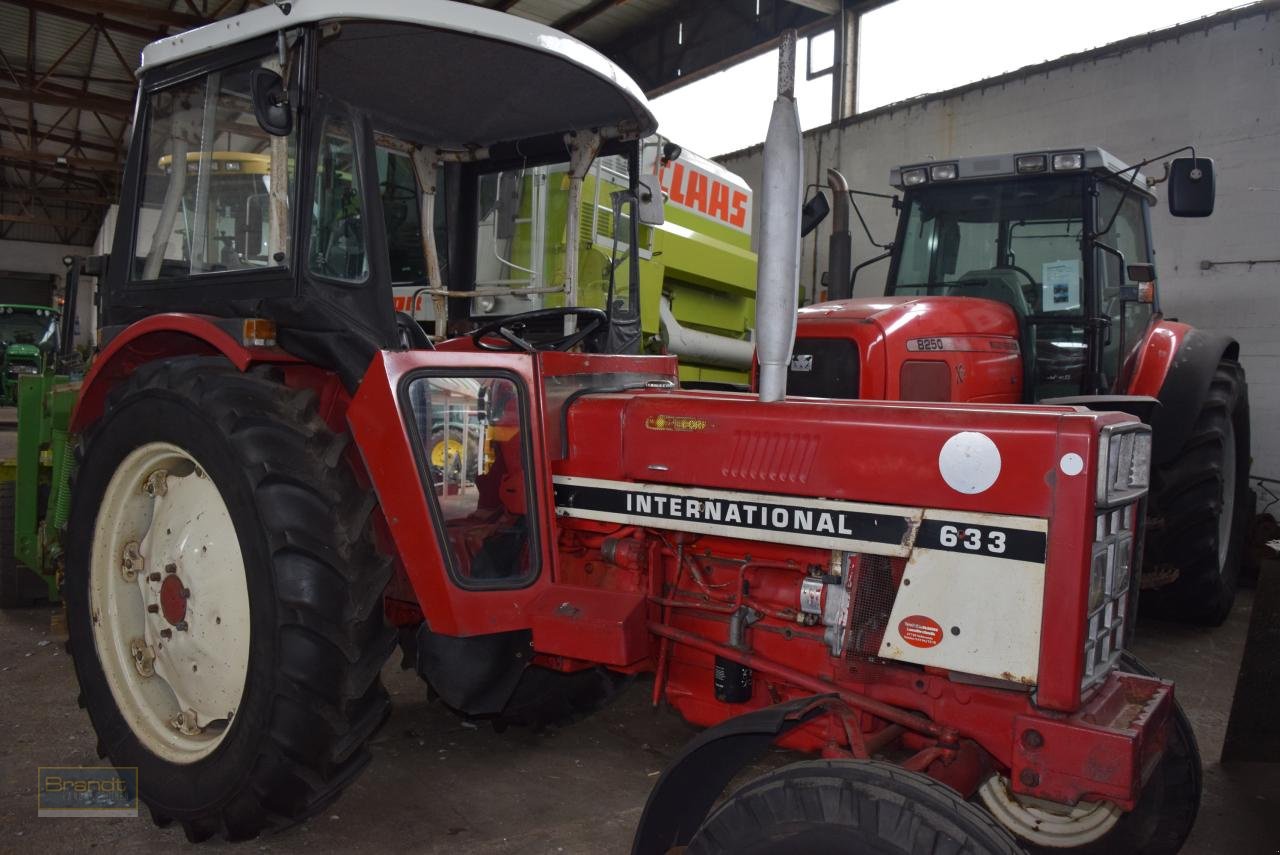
[491,665,632,731]
[0,480,45,607]
[687,759,1024,855]
[65,357,394,842]
[1143,360,1249,625]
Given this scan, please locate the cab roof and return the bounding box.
[891,147,1156,201]
[139,0,657,144]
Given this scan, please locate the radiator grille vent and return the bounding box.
[844,554,899,659]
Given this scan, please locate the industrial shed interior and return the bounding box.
[0,1,1276,853]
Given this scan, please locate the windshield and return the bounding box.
[889,176,1085,317]
[0,309,58,349]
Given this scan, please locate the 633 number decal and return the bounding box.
[916,518,1047,563]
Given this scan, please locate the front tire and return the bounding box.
[687,759,1023,855]
[65,357,394,841]
[1143,359,1250,625]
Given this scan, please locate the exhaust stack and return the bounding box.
[825,168,853,301]
[755,31,804,403]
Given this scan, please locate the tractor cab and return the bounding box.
[102,3,659,381]
[887,148,1160,401]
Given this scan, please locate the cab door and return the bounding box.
[347,349,557,636]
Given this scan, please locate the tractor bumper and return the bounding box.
[1010,671,1173,811]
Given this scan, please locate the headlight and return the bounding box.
[901,167,928,186]
[929,163,957,181]
[1016,154,1047,174]
[1052,151,1084,171]
[1096,424,1152,506]
[8,364,39,376]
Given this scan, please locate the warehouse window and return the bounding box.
[133,53,296,281]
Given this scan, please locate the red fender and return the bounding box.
[70,313,301,433]
[1124,319,1191,397]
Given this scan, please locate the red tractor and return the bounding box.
[63,4,1196,853]
[793,152,1248,625]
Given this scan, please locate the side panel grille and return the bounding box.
[722,430,819,486]
[844,554,901,659]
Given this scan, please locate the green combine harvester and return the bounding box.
[392,135,759,387]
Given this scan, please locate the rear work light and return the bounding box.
[901,167,929,186]
[929,163,958,181]
[1016,154,1048,174]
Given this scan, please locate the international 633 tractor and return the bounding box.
[795,149,1248,626]
[63,2,1198,852]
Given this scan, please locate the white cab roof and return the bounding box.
[140,0,654,133]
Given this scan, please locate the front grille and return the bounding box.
[788,338,859,399]
[844,554,899,659]
[1082,504,1137,689]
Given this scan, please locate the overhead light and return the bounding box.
[1016,154,1048,174]
[901,167,928,186]
[1052,151,1084,171]
[929,163,958,181]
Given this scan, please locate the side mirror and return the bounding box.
[249,68,292,137]
[1167,157,1214,217]
[635,174,665,225]
[800,191,829,238]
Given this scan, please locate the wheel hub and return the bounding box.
[158,573,188,625]
[977,773,1121,847]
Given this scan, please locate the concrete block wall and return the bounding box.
[718,3,1280,480]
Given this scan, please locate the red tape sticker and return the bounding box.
[898,615,943,648]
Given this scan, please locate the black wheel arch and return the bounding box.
[630,694,834,855]
[1147,328,1240,466]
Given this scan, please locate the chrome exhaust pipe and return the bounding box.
[755,31,804,403]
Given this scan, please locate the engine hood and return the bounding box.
[797,295,1019,336]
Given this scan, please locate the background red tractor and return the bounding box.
[791,152,1248,624]
[60,3,1197,852]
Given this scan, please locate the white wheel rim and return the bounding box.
[1218,417,1236,571]
[978,774,1121,847]
[89,442,251,764]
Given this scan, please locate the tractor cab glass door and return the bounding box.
[405,372,538,587]
[1095,184,1154,388]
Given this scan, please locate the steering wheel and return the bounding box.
[997,263,1038,288]
[471,307,607,353]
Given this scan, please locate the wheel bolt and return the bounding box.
[174,621,189,632]
[165,563,178,574]
[147,604,159,614]
[160,628,172,639]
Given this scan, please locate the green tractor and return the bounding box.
[0,303,60,407]
[0,259,91,607]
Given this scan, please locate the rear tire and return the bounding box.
[1143,360,1249,625]
[687,759,1023,855]
[65,357,394,841]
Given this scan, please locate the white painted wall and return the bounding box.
[719,5,1280,479]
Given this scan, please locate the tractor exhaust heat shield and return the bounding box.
[755,31,804,403]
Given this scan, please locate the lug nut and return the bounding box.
[148,572,161,582]
[174,621,189,632]
[165,563,178,574]
[160,628,172,639]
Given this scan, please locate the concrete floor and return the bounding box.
[2,565,1277,853]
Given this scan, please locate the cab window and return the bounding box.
[309,114,367,282]
[133,53,296,280]
[1096,184,1154,388]
[406,373,537,587]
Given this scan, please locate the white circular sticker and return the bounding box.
[938,432,1002,494]
[1060,452,1085,476]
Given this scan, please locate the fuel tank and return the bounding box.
[789,296,1023,403]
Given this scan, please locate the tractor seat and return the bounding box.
[947,269,1030,318]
